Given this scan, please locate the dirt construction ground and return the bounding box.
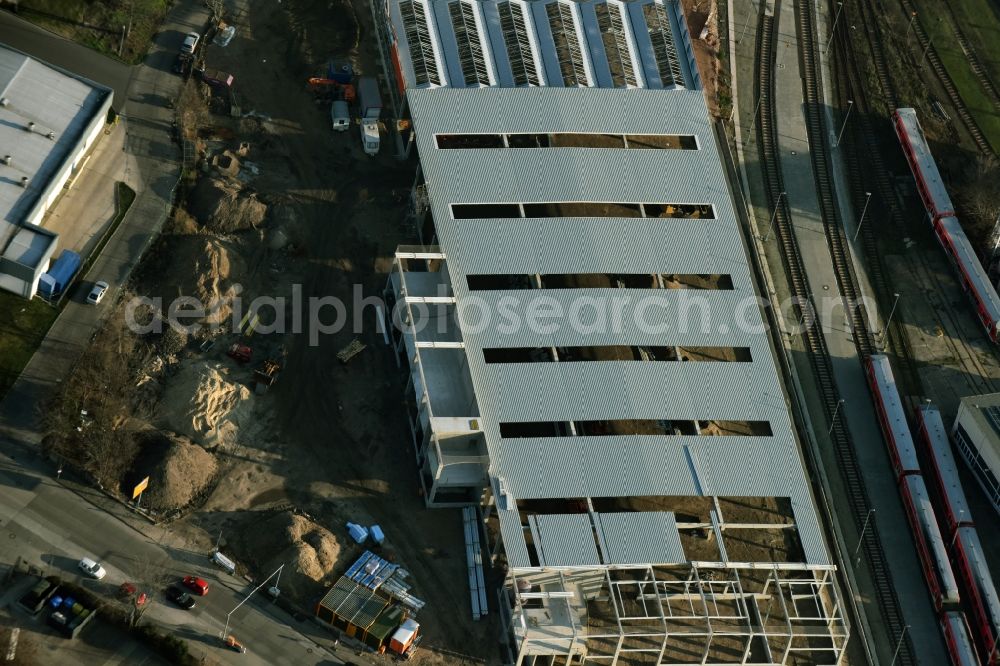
[45,0,496,662]
[189,0,496,661]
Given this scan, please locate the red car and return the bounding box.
[182,575,209,596]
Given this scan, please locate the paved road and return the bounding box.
[0,452,346,665]
[0,3,355,664]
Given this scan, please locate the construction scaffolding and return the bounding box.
[499,563,848,666]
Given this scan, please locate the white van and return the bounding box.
[331,100,350,132]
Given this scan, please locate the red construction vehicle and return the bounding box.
[227,343,251,363]
[307,77,356,103]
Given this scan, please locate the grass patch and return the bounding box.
[13,0,171,64]
[949,0,1000,90]
[909,1,1000,153]
[0,291,58,398]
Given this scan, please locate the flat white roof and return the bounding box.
[1,224,55,266]
[0,45,110,251]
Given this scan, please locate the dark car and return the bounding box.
[173,53,191,76]
[165,585,196,610]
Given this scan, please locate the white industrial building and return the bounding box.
[383,86,847,665]
[0,45,113,298]
[952,393,1000,516]
[374,3,846,662]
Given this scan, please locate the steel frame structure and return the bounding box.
[498,563,848,666]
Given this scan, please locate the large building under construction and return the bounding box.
[375,3,848,665]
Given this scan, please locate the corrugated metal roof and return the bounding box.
[596,511,684,564]
[0,47,110,249]
[409,86,830,567]
[386,0,696,92]
[531,513,601,566]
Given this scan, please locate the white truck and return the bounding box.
[357,77,382,156]
[331,100,350,132]
[361,121,380,156]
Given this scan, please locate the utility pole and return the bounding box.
[824,2,844,55]
[853,191,872,242]
[835,100,854,147]
[890,626,910,666]
[763,191,787,242]
[828,399,845,436]
[222,564,285,641]
[853,509,874,566]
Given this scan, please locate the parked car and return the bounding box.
[214,25,235,47]
[165,585,196,610]
[85,281,108,305]
[182,575,209,596]
[78,558,106,580]
[173,53,191,75]
[181,31,200,54]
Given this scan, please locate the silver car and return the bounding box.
[86,281,108,305]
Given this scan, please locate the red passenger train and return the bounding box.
[917,405,1000,663]
[893,108,1000,341]
[865,355,980,665]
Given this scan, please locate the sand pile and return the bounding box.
[157,236,245,324]
[126,430,217,511]
[158,361,252,449]
[236,512,351,600]
[189,177,267,232]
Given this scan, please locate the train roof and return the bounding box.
[919,406,973,521]
[894,108,955,216]
[958,525,1000,632]
[936,216,1000,320]
[906,475,961,605]
[869,355,921,473]
[942,612,979,666]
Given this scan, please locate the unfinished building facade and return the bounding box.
[384,87,848,664]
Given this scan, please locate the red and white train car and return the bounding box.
[917,405,1000,663]
[866,356,961,610]
[894,107,1000,342]
[942,611,982,666]
[865,356,979,665]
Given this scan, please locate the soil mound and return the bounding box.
[189,177,267,232]
[125,431,217,511]
[158,361,252,448]
[235,512,351,600]
[135,235,245,324]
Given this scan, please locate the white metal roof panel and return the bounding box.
[448,218,749,278]
[461,289,767,349]
[480,361,788,423]
[409,86,830,567]
[531,514,600,566]
[596,511,684,564]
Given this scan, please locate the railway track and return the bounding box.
[850,0,898,108]
[832,0,1000,399]
[942,1,1000,112]
[754,3,915,662]
[895,0,993,155]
